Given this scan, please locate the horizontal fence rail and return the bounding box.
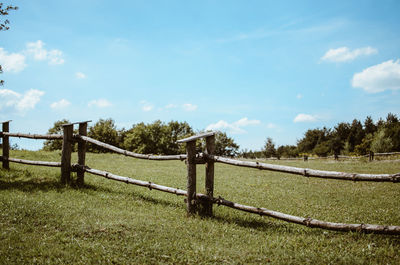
[6,157,61,167]
[74,164,400,235]
[2,132,63,140]
[202,154,400,182]
[75,135,187,161]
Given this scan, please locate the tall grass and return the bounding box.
[0,150,399,264]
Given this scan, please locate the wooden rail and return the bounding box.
[201,153,400,182]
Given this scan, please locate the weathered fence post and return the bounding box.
[61,124,73,185]
[203,134,215,216]
[1,121,11,170]
[369,151,374,162]
[77,122,88,186]
[177,132,216,217]
[185,140,197,215]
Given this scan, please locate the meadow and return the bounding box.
[0,150,399,264]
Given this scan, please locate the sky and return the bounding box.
[1,0,400,150]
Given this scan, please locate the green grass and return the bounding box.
[0,150,399,264]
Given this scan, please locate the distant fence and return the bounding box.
[1,120,400,235]
[256,152,400,162]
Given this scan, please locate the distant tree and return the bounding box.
[354,133,373,155]
[42,119,71,151]
[0,3,18,86]
[88,118,119,152]
[276,145,298,158]
[263,137,276,158]
[346,119,365,153]
[213,131,239,157]
[364,116,376,135]
[370,128,393,153]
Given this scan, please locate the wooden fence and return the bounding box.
[1,120,400,235]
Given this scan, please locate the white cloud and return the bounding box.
[352,59,400,93]
[206,117,260,134]
[296,93,303,99]
[50,99,70,109]
[0,88,44,113]
[140,100,154,112]
[88,99,112,108]
[293,113,318,123]
[0,48,27,73]
[165,103,178,109]
[25,40,64,65]
[321,46,377,63]
[182,103,197,111]
[75,72,86,79]
[266,123,278,129]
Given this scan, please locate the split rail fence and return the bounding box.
[1,120,400,235]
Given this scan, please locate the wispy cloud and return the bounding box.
[88,99,112,108]
[296,93,303,99]
[75,72,86,79]
[206,117,260,134]
[50,99,70,109]
[293,113,318,123]
[352,59,400,93]
[321,46,377,63]
[0,48,27,73]
[140,100,154,112]
[25,40,64,65]
[182,103,197,111]
[0,88,44,113]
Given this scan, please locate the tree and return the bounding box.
[364,116,376,135]
[0,3,18,86]
[42,119,71,151]
[88,118,119,152]
[370,128,393,153]
[263,137,276,158]
[214,131,239,157]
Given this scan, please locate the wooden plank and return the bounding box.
[61,124,73,185]
[202,134,215,216]
[177,131,215,143]
[186,141,197,215]
[77,122,88,186]
[2,121,9,169]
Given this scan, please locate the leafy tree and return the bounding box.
[364,116,376,135]
[354,133,373,155]
[370,128,393,153]
[276,145,298,158]
[0,3,18,86]
[263,137,276,158]
[88,118,119,152]
[213,131,239,157]
[42,119,71,151]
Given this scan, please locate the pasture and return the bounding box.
[0,150,399,264]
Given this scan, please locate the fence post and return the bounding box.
[1,121,10,170]
[77,122,88,186]
[186,140,197,216]
[369,151,374,162]
[202,134,215,217]
[61,124,73,185]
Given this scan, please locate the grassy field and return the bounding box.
[0,150,399,264]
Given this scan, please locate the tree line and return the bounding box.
[42,113,399,158]
[241,113,400,159]
[42,119,239,156]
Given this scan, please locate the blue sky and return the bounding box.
[1,0,400,150]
